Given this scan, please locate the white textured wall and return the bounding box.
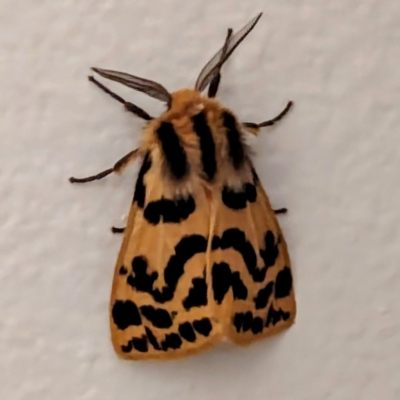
[1,0,400,399]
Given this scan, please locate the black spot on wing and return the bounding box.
[212,263,247,304]
[145,327,161,350]
[144,196,195,225]
[161,333,182,351]
[260,231,279,268]
[214,229,265,282]
[133,152,152,207]
[265,305,290,328]
[234,313,269,334]
[140,305,173,329]
[233,305,291,335]
[192,112,217,180]
[119,266,128,275]
[183,276,208,310]
[121,336,148,353]
[211,235,220,250]
[127,235,208,303]
[254,281,274,309]
[251,317,264,334]
[133,337,148,352]
[223,111,245,169]
[275,267,293,298]
[156,122,188,180]
[121,343,132,353]
[213,229,281,283]
[127,256,158,296]
[233,313,245,332]
[222,187,246,209]
[193,318,212,337]
[246,183,257,202]
[132,337,148,352]
[178,322,196,342]
[161,235,208,302]
[242,311,253,332]
[112,300,141,330]
[212,262,231,304]
[231,272,248,300]
[221,184,257,210]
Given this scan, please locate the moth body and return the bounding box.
[71,13,296,360]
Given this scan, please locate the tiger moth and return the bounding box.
[70,13,296,360]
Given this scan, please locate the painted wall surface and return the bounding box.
[1,1,400,399]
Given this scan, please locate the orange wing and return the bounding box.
[110,152,222,360]
[210,167,296,345]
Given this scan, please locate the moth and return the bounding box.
[70,13,296,360]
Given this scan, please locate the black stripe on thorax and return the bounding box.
[192,112,217,181]
[156,122,188,180]
[222,111,245,169]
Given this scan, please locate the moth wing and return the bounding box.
[110,153,221,360]
[211,171,296,345]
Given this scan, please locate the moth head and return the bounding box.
[194,13,263,96]
[168,89,205,116]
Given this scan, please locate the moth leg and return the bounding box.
[274,208,288,214]
[111,226,125,234]
[69,149,139,183]
[88,76,153,121]
[243,101,293,135]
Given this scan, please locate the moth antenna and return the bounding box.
[92,67,172,106]
[207,28,233,98]
[195,12,263,92]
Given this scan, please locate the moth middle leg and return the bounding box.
[111,226,125,234]
[243,101,293,135]
[69,149,139,183]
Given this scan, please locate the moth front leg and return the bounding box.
[89,76,153,121]
[274,208,288,215]
[243,101,293,135]
[69,149,139,183]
